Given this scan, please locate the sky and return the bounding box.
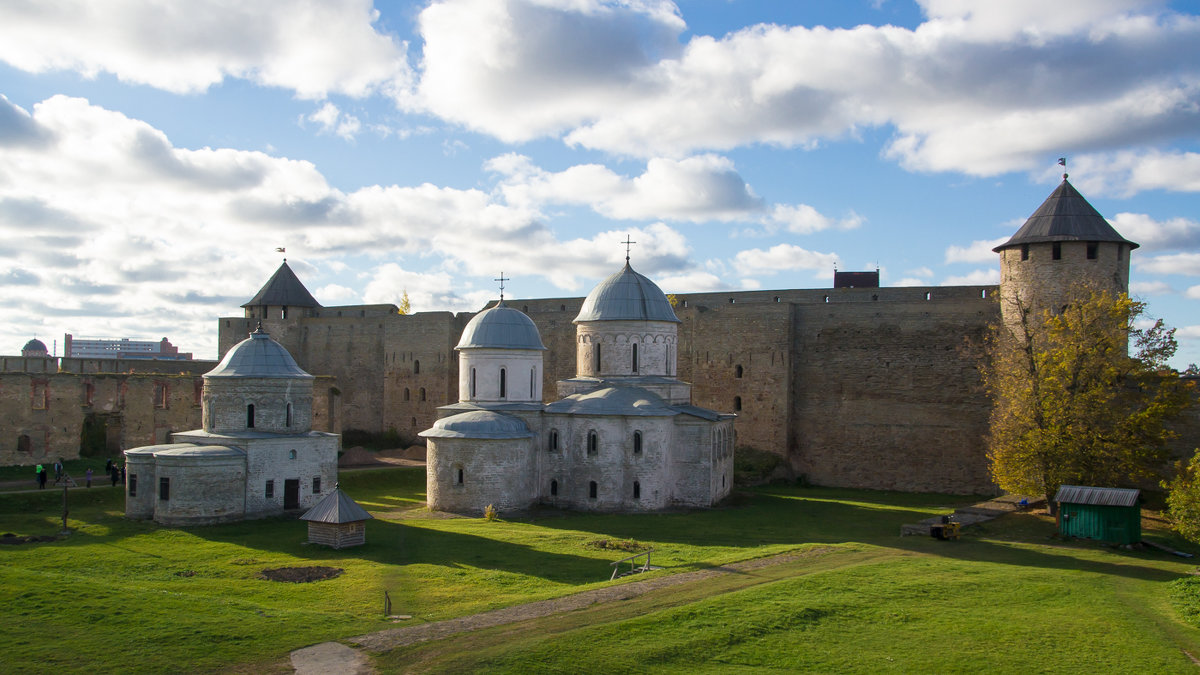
[0,0,1198,365]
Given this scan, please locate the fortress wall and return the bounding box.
[0,372,204,464]
[675,302,794,456]
[381,312,467,438]
[790,296,999,494]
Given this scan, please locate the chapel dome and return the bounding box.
[205,326,312,379]
[456,302,546,350]
[419,410,534,439]
[22,338,48,355]
[574,262,680,323]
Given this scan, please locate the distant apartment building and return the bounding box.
[64,335,193,360]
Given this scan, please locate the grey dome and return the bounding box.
[205,327,312,379]
[575,263,679,323]
[419,410,534,439]
[457,302,546,350]
[545,386,675,416]
[22,338,48,354]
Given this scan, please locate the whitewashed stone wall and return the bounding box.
[426,436,537,514]
[575,320,678,378]
[457,349,542,403]
[204,378,313,434]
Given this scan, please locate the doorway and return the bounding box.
[284,479,300,509]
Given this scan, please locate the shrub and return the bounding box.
[483,504,499,521]
[734,445,786,486]
[1163,448,1200,543]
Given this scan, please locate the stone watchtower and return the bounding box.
[993,174,1139,336]
[242,260,321,321]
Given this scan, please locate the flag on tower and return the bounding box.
[1057,157,1066,166]
[275,247,286,253]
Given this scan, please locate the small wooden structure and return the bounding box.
[1055,485,1141,545]
[300,485,373,549]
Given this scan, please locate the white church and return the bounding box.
[420,260,736,514]
[124,325,338,525]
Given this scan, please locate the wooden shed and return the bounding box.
[300,486,374,549]
[1054,485,1141,545]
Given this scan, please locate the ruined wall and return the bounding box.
[0,370,207,465]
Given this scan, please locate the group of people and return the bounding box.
[33,459,124,489]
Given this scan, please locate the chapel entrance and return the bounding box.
[284,479,300,510]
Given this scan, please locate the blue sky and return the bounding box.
[0,0,1198,365]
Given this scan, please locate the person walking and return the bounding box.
[110,465,120,487]
[85,468,93,488]
[36,464,46,489]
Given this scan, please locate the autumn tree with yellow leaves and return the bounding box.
[981,286,1193,513]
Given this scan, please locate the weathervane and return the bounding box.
[621,234,636,263]
[495,272,510,302]
[1058,157,1068,181]
[276,246,286,263]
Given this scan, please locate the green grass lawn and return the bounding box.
[1,466,1199,674]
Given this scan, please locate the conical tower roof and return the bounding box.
[241,261,321,308]
[993,177,1138,252]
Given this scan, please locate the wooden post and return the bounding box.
[384,590,392,616]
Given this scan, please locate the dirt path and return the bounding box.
[289,548,836,673]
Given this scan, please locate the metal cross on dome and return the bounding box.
[495,272,510,302]
[621,234,637,263]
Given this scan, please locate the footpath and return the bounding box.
[291,548,846,674]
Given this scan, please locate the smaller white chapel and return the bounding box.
[421,259,736,514]
[125,325,338,526]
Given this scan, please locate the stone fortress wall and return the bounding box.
[206,282,1004,494]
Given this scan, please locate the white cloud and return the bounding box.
[0,95,711,357]
[306,102,364,141]
[1109,212,1200,252]
[657,271,726,293]
[1130,280,1173,296]
[1177,325,1200,340]
[1040,150,1200,197]
[406,0,1200,189]
[485,153,856,231]
[314,283,360,304]
[0,0,413,99]
[1137,252,1200,276]
[1187,285,1200,299]
[732,244,839,276]
[893,277,928,287]
[906,266,934,278]
[942,269,1000,285]
[945,237,1008,264]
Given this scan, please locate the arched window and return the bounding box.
[499,368,507,398]
[404,388,410,401]
[587,431,598,456]
[420,387,426,402]
[594,343,601,373]
[549,429,559,452]
[633,481,641,499]
[414,360,420,374]
[631,343,638,373]
[470,368,477,397]
[550,479,558,496]
[456,467,464,485]
[530,367,536,397]
[589,481,598,499]
[734,396,742,411]
[246,404,255,428]
[735,365,743,378]
[286,402,293,427]
[288,449,297,459]
[633,431,642,455]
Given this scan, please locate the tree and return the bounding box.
[397,290,411,315]
[981,286,1193,512]
[666,293,678,308]
[1165,449,1200,543]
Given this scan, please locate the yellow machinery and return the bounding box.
[930,515,961,540]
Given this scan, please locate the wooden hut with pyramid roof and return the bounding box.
[300,484,373,549]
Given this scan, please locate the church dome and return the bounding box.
[575,262,679,323]
[419,410,534,439]
[22,338,48,355]
[205,326,312,379]
[456,302,546,350]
